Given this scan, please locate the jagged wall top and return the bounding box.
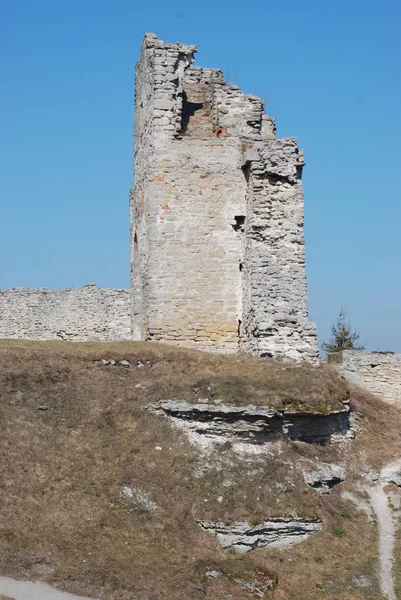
[142,32,197,56]
[135,33,276,145]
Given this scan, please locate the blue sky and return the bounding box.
[1,0,400,351]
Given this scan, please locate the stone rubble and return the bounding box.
[96,358,151,368]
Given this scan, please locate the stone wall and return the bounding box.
[329,350,401,406]
[131,33,318,361]
[0,285,131,341]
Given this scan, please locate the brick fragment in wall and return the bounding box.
[131,33,319,361]
[0,285,131,341]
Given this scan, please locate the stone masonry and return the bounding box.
[131,33,318,361]
[0,285,131,342]
[329,350,401,407]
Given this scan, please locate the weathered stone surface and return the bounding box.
[120,484,158,513]
[330,350,401,407]
[231,575,275,598]
[381,459,401,487]
[131,34,318,361]
[302,461,345,492]
[149,400,350,444]
[0,285,131,341]
[198,517,323,553]
[203,568,275,597]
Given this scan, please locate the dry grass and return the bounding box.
[0,339,349,412]
[0,340,399,599]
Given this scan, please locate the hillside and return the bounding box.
[0,341,400,600]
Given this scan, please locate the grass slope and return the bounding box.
[0,340,400,599]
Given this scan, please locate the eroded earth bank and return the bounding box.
[0,341,400,600]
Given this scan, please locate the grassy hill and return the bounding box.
[0,340,400,599]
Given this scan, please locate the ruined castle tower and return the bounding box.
[131,34,318,361]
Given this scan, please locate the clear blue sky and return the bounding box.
[1,0,400,351]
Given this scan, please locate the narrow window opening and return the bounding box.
[237,319,242,337]
[242,162,251,183]
[239,261,243,272]
[232,215,246,232]
[180,90,204,133]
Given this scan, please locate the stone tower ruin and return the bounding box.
[131,34,318,361]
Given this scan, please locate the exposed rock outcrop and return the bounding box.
[302,461,345,492]
[149,400,350,444]
[380,459,401,487]
[203,567,275,597]
[120,485,158,513]
[198,518,323,553]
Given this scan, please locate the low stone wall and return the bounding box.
[329,350,401,406]
[0,285,131,342]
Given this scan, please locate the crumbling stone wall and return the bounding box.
[329,350,401,407]
[131,33,318,360]
[0,285,131,341]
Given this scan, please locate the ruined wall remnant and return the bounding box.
[131,33,318,361]
[330,350,401,406]
[0,285,131,341]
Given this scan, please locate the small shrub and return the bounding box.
[323,308,365,353]
[332,527,344,539]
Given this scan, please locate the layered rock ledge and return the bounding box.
[149,400,350,444]
[198,517,323,553]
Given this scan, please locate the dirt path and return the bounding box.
[0,577,98,600]
[367,458,401,600]
[367,485,396,600]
